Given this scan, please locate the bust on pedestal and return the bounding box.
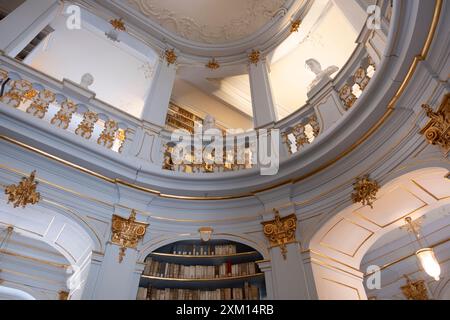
[305,59,339,98]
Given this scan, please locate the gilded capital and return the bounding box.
[261,209,297,260]
[111,210,149,263]
[420,95,449,156]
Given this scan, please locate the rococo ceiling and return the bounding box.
[125,0,286,44]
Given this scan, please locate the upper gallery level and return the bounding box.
[0,0,446,198]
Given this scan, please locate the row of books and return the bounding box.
[168,244,238,256]
[143,258,258,279]
[137,283,260,300]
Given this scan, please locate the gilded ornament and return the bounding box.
[97,120,119,149]
[26,89,56,119]
[339,84,357,109]
[401,276,429,300]
[75,111,99,139]
[110,18,126,31]
[111,210,148,263]
[51,100,78,130]
[290,19,302,33]
[351,175,379,209]
[0,79,33,108]
[420,95,449,156]
[261,209,297,260]
[5,171,41,208]
[248,50,261,65]
[58,291,69,300]
[164,49,177,66]
[117,129,127,153]
[23,89,38,101]
[206,58,220,70]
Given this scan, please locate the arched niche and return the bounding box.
[138,233,270,263]
[136,237,269,300]
[306,167,450,300]
[0,197,103,300]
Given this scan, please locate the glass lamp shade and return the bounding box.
[416,248,441,281]
[198,227,213,242]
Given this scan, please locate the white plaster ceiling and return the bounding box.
[125,0,286,44]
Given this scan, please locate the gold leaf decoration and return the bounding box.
[351,175,379,209]
[111,210,149,263]
[420,94,449,156]
[5,171,40,209]
[261,209,297,260]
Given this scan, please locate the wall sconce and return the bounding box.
[405,217,441,281]
[198,227,213,242]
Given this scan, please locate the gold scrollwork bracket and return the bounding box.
[420,94,449,156]
[261,209,297,260]
[110,210,149,263]
[5,171,41,208]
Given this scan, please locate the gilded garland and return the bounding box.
[111,210,149,263]
[5,171,41,208]
[351,175,379,209]
[261,209,297,260]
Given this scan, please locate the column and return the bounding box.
[141,58,177,127]
[0,0,60,57]
[89,243,141,300]
[332,0,368,34]
[269,242,314,299]
[248,55,277,129]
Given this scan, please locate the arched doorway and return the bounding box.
[306,167,450,299]
[0,196,102,299]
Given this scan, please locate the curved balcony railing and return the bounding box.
[0,0,392,177]
[0,58,139,154]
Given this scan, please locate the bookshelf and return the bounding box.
[166,102,204,134]
[137,240,266,300]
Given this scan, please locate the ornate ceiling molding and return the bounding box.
[126,0,285,44]
[80,0,313,60]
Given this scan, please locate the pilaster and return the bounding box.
[248,55,277,129]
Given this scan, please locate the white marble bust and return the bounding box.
[80,73,94,89]
[203,114,217,132]
[305,59,339,97]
